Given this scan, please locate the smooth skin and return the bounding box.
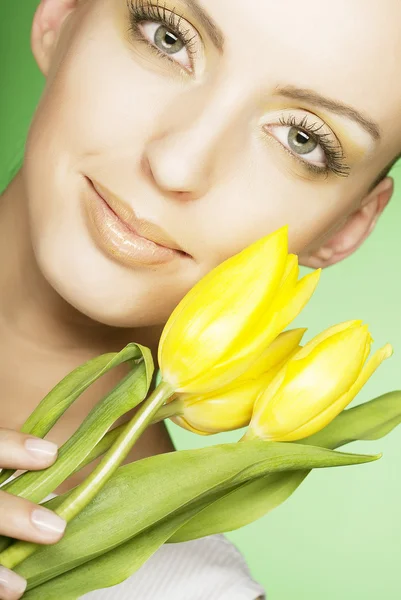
[1,0,401,596]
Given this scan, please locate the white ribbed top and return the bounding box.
[82,534,265,600]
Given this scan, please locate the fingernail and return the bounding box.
[31,509,66,535]
[25,438,58,459]
[0,566,27,596]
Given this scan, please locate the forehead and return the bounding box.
[199,0,401,122]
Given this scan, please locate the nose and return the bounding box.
[143,83,250,201]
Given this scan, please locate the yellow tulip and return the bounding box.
[246,320,393,442]
[158,227,320,394]
[235,328,306,382]
[173,328,306,434]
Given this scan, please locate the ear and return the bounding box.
[31,0,78,75]
[301,176,394,269]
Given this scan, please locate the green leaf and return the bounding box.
[16,441,376,588]
[300,390,401,449]
[0,345,153,553]
[24,343,152,437]
[12,391,400,599]
[0,343,152,487]
[3,365,152,504]
[23,503,207,599]
[170,472,308,542]
[170,390,401,542]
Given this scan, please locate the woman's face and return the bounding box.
[24,0,401,327]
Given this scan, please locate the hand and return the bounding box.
[0,428,66,599]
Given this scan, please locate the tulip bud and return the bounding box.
[158,227,320,394]
[246,320,393,442]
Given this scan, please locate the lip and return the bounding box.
[84,177,188,268]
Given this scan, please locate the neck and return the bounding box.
[0,171,174,481]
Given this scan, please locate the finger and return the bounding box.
[0,567,26,600]
[0,429,58,470]
[0,491,66,544]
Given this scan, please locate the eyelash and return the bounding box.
[275,114,350,177]
[127,0,198,71]
[126,3,350,179]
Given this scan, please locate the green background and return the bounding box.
[1,2,400,598]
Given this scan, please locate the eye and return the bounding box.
[138,21,193,71]
[128,1,201,74]
[262,112,350,177]
[266,123,327,167]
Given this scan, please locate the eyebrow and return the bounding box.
[276,85,381,140]
[181,0,224,52]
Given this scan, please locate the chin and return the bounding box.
[36,250,180,330]
[50,271,175,329]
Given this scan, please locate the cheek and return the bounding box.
[30,22,180,170]
[190,143,350,266]
[23,11,180,260]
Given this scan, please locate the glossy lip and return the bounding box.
[84,177,189,268]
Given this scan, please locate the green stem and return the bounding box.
[0,381,175,571]
[71,397,184,476]
[152,396,183,423]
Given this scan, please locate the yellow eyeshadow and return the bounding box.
[261,100,371,165]
[317,113,370,162]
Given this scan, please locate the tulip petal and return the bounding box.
[160,227,288,351]
[245,268,321,364]
[251,325,372,440]
[270,343,393,441]
[182,379,265,434]
[170,415,210,436]
[239,269,321,364]
[294,320,362,360]
[235,328,306,382]
[264,269,321,340]
[159,228,289,391]
[189,268,320,394]
[174,351,293,435]
[233,254,301,353]
[276,254,300,293]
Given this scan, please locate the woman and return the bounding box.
[0,0,401,597]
